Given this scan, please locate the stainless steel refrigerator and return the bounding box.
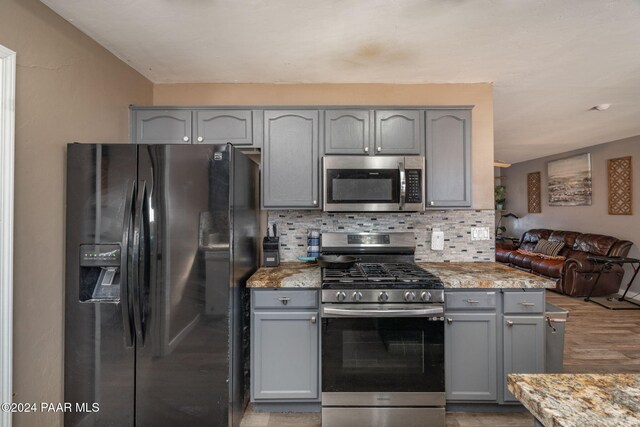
[65,143,259,426]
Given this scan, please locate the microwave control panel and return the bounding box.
[406,170,422,203]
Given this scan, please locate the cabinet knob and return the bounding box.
[183,136,189,142]
[429,201,435,206]
[506,320,514,326]
[377,146,382,152]
[197,136,204,142]
[313,200,317,205]
[310,316,317,324]
[446,318,453,324]
[364,147,369,153]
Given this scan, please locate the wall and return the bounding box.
[270,210,495,262]
[153,83,495,209]
[0,0,153,425]
[502,135,640,295]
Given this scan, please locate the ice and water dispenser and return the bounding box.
[79,243,121,302]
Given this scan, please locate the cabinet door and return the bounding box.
[426,109,472,207]
[503,316,545,402]
[445,312,497,401]
[133,110,192,144]
[194,110,254,146]
[324,110,371,155]
[262,110,319,208]
[374,110,422,155]
[252,311,319,400]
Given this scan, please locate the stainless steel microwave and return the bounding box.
[323,156,425,212]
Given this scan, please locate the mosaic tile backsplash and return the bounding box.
[268,210,496,262]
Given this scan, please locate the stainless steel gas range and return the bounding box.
[320,232,445,427]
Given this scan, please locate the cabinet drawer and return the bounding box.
[503,292,544,314]
[445,292,496,310]
[253,290,318,309]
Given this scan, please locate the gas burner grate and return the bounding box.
[322,262,444,289]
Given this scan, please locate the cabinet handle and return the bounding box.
[446,317,453,324]
[197,136,204,142]
[377,146,382,152]
[310,316,317,324]
[429,201,435,206]
[506,320,514,326]
[466,299,480,304]
[313,200,317,205]
[519,302,536,307]
[364,147,369,153]
[183,136,189,142]
[278,297,291,306]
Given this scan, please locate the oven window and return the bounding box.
[322,318,444,393]
[326,169,399,203]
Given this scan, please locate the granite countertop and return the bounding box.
[508,373,640,427]
[247,261,554,289]
[247,262,321,288]
[416,262,556,289]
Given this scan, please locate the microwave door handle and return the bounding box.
[399,161,406,210]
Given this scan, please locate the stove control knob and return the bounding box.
[352,291,363,302]
[420,291,432,302]
[336,291,347,302]
[404,291,417,302]
[378,291,389,302]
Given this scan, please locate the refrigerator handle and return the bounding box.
[131,180,147,344]
[120,180,136,348]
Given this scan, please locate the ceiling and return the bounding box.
[41,0,640,163]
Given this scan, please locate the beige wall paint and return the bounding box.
[154,83,494,209]
[0,0,153,425]
[502,135,640,296]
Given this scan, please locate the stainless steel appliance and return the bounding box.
[323,156,425,212]
[65,143,258,427]
[320,232,445,427]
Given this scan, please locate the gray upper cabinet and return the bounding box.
[133,110,192,144]
[374,110,422,155]
[445,312,497,401]
[426,109,472,207]
[502,315,545,402]
[194,110,255,146]
[324,110,371,155]
[262,110,319,209]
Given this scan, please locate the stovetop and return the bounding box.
[322,262,444,290]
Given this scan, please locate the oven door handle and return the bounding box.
[322,306,444,318]
[398,161,406,210]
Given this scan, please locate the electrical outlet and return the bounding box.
[471,227,491,241]
[431,229,445,250]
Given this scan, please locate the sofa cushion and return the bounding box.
[495,244,515,263]
[521,229,552,245]
[548,231,581,256]
[533,239,565,256]
[530,257,564,278]
[508,250,535,270]
[572,234,619,256]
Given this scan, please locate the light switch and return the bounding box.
[431,229,445,251]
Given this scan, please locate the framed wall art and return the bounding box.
[547,153,592,206]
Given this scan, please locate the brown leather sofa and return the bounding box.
[496,229,633,297]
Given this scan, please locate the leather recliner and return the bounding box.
[496,229,633,297]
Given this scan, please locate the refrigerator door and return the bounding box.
[65,144,137,426]
[135,144,235,426]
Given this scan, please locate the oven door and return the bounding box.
[321,304,445,407]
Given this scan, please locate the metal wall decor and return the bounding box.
[527,172,541,213]
[547,153,592,206]
[608,156,632,215]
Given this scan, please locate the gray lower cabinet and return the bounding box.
[502,315,545,402]
[251,289,320,402]
[194,109,258,146]
[425,109,472,207]
[445,312,497,401]
[374,110,423,155]
[324,110,371,155]
[133,109,192,144]
[262,110,319,209]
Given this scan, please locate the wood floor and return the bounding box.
[241,291,640,426]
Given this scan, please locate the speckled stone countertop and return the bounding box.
[247,261,554,289]
[247,262,321,288]
[417,262,556,289]
[508,373,640,427]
